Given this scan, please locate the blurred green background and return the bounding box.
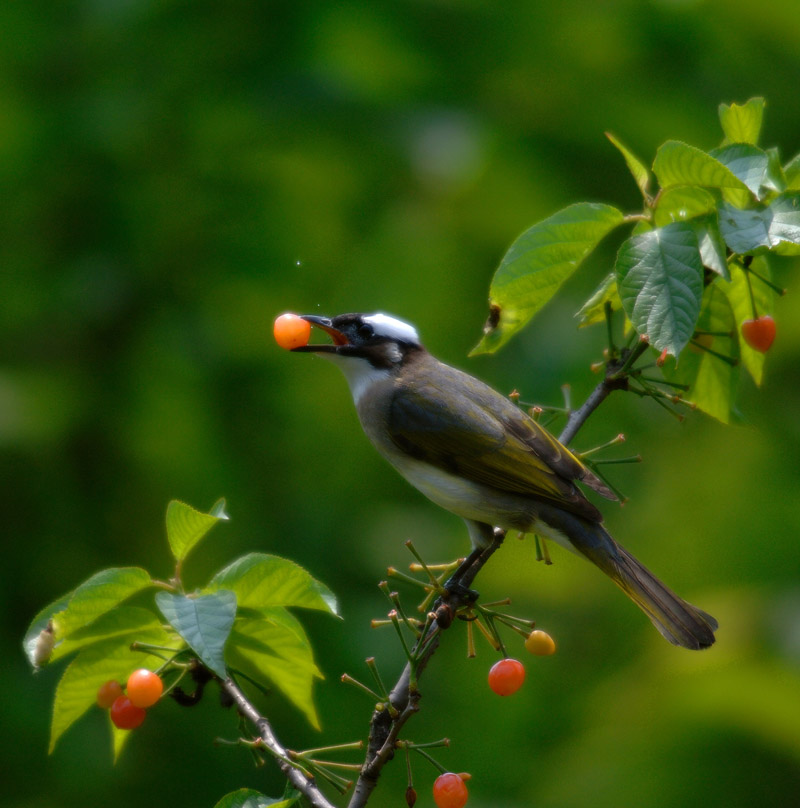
[4,0,800,806]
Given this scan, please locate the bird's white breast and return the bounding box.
[325,353,391,405]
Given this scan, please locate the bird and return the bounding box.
[291,311,718,650]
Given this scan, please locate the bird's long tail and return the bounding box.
[537,508,718,649]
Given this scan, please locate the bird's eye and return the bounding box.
[358,323,374,339]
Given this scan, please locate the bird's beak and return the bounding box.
[291,315,349,353]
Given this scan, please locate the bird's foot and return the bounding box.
[442,577,479,604]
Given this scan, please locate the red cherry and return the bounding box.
[274,313,311,350]
[109,695,146,730]
[741,315,776,353]
[96,680,124,709]
[432,773,469,808]
[127,668,164,708]
[487,658,526,696]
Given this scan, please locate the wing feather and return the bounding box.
[388,361,610,521]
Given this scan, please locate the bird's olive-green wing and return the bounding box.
[387,368,605,521]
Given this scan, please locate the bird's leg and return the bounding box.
[442,523,507,602]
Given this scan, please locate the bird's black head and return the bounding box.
[293,312,423,368]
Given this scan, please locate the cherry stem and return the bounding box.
[744,264,759,319]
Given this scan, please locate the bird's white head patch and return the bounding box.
[363,313,420,345]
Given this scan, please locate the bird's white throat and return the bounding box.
[325,353,390,405]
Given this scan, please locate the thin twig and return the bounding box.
[348,537,505,808]
[221,677,338,808]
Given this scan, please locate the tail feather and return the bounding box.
[533,504,718,650]
[578,526,718,650]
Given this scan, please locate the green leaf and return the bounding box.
[227,613,323,728]
[766,192,800,254]
[213,788,300,808]
[652,140,750,192]
[51,568,152,638]
[575,272,620,328]
[653,186,717,228]
[23,593,71,668]
[50,606,163,663]
[471,203,625,355]
[709,143,770,198]
[606,132,650,196]
[615,222,704,356]
[763,148,787,194]
[50,627,175,754]
[784,153,800,190]
[155,590,237,679]
[718,192,800,254]
[718,97,765,145]
[209,552,340,617]
[719,259,774,386]
[663,285,739,423]
[166,499,228,563]
[110,716,133,763]
[692,216,729,279]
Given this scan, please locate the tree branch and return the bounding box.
[559,340,649,445]
[348,536,504,808]
[221,677,338,808]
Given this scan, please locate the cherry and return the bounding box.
[741,315,775,353]
[96,680,124,709]
[109,695,146,729]
[432,773,469,808]
[525,629,557,656]
[487,658,526,696]
[127,668,163,708]
[274,313,311,350]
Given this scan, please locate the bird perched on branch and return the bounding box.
[291,312,717,650]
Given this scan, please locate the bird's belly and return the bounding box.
[389,455,533,530]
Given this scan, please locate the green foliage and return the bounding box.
[470,203,625,354]
[476,97,791,423]
[156,591,237,679]
[25,500,336,758]
[166,498,228,562]
[213,788,299,808]
[209,553,340,616]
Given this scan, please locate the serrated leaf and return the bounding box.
[693,217,729,278]
[471,203,625,354]
[208,553,340,617]
[709,144,770,199]
[606,132,650,196]
[166,499,228,562]
[615,222,704,355]
[719,259,774,386]
[664,285,740,423]
[718,192,800,254]
[156,591,236,678]
[575,272,621,328]
[111,716,133,763]
[51,568,152,639]
[766,192,800,253]
[784,153,800,190]
[227,614,323,729]
[763,148,787,194]
[51,606,163,663]
[23,593,72,668]
[213,788,300,808]
[654,186,717,228]
[653,141,750,192]
[50,627,175,754]
[718,97,765,145]
[717,203,772,254]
